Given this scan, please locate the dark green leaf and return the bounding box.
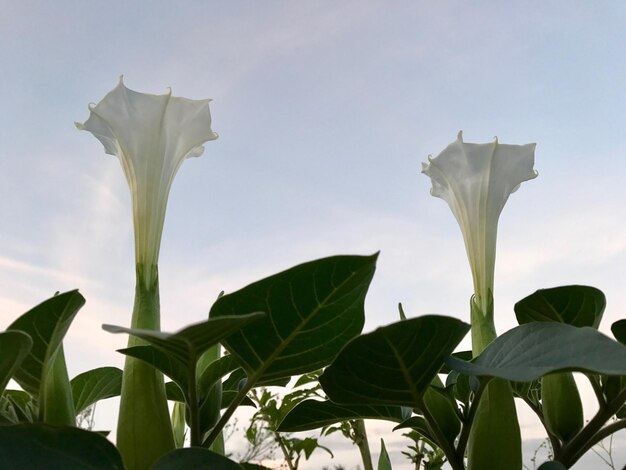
[0,423,123,469]
[198,354,239,397]
[538,462,567,470]
[71,367,122,414]
[105,313,263,400]
[447,323,626,382]
[165,381,185,402]
[210,254,378,383]
[421,386,460,445]
[153,447,242,469]
[515,286,605,328]
[241,464,271,470]
[278,399,408,432]
[393,416,436,443]
[104,313,264,369]
[0,331,32,393]
[611,319,626,345]
[119,345,187,394]
[320,316,470,406]
[8,291,85,397]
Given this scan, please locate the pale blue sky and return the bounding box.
[2,1,626,468]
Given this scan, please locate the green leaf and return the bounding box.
[241,464,271,470]
[210,254,378,383]
[71,367,122,414]
[378,438,393,470]
[393,416,436,443]
[538,462,567,470]
[0,423,123,469]
[2,390,35,422]
[515,285,605,328]
[611,319,626,344]
[319,315,470,406]
[165,381,186,402]
[7,290,85,398]
[152,447,242,469]
[104,313,264,400]
[447,322,626,382]
[0,331,32,393]
[421,385,460,445]
[278,399,408,432]
[198,354,239,397]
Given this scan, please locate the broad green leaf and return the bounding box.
[104,313,264,369]
[0,423,123,469]
[447,323,626,382]
[378,439,393,470]
[515,285,605,328]
[7,290,85,397]
[210,254,378,383]
[105,313,264,400]
[119,345,187,393]
[241,464,271,470]
[320,316,470,406]
[71,367,122,414]
[277,399,409,432]
[153,447,242,469]
[0,331,32,393]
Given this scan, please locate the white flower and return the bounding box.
[76,77,218,287]
[422,131,537,318]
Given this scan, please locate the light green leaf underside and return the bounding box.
[447,322,626,382]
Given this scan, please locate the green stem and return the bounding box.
[117,265,174,470]
[467,296,522,470]
[353,420,374,470]
[469,295,496,356]
[275,432,296,470]
[558,385,626,467]
[42,345,76,426]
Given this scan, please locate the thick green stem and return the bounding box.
[117,265,174,470]
[467,296,521,470]
[42,345,76,426]
[470,295,496,357]
[353,420,374,470]
[558,385,626,467]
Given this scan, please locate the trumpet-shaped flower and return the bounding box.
[77,78,218,469]
[422,131,536,351]
[76,77,218,287]
[423,132,535,470]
